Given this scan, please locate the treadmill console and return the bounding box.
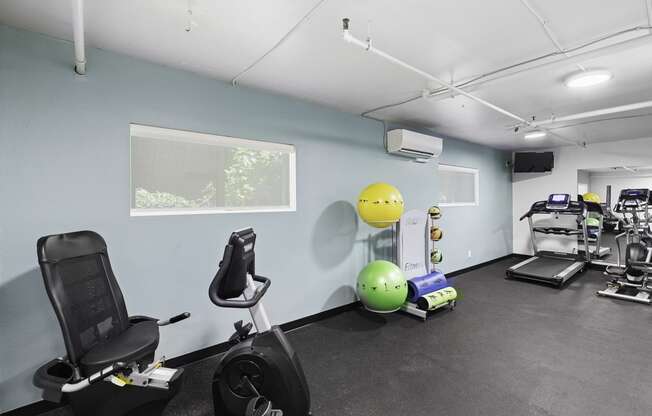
[546,194,571,210]
[619,188,650,208]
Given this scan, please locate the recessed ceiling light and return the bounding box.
[564,70,612,88]
[524,130,547,140]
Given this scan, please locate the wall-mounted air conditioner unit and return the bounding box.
[386,129,443,163]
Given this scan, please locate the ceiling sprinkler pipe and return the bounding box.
[72,0,86,74]
[341,18,581,146]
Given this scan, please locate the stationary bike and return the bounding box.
[599,189,652,304]
[209,228,311,416]
[33,231,190,416]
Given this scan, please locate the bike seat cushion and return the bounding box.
[80,320,160,374]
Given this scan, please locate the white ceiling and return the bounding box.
[585,166,652,174]
[2,0,652,150]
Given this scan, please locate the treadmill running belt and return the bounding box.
[515,256,575,278]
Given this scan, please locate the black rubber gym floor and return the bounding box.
[596,230,622,265]
[38,257,652,416]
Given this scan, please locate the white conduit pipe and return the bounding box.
[341,19,581,146]
[72,0,86,75]
[424,29,652,104]
[363,26,652,115]
[231,0,328,85]
[342,20,528,125]
[647,0,652,34]
[519,0,585,71]
[535,100,652,126]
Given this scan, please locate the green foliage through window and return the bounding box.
[224,148,285,207]
[135,182,216,209]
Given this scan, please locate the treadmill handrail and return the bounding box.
[532,227,584,235]
[521,197,591,263]
[520,200,587,220]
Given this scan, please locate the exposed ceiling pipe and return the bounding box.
[424,29,652,101]
[538,112,652,131]
[362,25,652,115]
[519,0,585,71]
[532,100,652,127]
[230,0,328,85]
[71,0,86,75]
[341,18,581,146]
[647,0,652,33]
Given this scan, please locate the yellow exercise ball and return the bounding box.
[583,192,601,204]
[357,183,404,228]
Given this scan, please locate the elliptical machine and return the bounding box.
[209,228,311,416]
[599,189,652,304]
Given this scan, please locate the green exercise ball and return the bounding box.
[586,218,600,227]
[356,260,408,313]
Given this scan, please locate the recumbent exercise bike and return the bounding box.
[33,231,190,415]
[209,228,311,416]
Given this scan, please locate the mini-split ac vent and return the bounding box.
[386,129,443,163]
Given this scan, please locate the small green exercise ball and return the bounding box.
[586,217,600,228]
[356,260,408,313]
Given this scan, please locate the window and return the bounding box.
[130,124,296,216]
[438,164,479,207]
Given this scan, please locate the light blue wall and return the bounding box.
[0,25,512,411]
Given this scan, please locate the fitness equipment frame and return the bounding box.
[33,231,190,416]
[598,189,652,304]
[507,194,601,288]
[209,228,311,416]
[576,199,610,259]
[601,185,621,233]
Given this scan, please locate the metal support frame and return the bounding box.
[60,358,181,393]
[526,209,590,261]
[508,199,590,287]
[519,0,585,71]
[244,274,272,332]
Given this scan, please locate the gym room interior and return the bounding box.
[1,1,652,415]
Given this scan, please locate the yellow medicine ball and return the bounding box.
[583,192,601,204]
[357,183,405,228]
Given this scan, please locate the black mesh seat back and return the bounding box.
[37,231,130,367]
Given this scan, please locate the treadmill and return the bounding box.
[507,194,591,288]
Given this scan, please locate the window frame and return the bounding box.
[129,124,297,217]
[437,163,480,207]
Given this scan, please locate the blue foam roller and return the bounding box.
[407,271,448,302]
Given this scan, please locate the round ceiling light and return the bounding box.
[564,69,612,88]
[524,130,547,140]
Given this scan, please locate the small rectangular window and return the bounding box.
[438,164,479,207]
[130,124,296,216]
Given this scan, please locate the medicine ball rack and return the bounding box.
[396,207,455,320]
